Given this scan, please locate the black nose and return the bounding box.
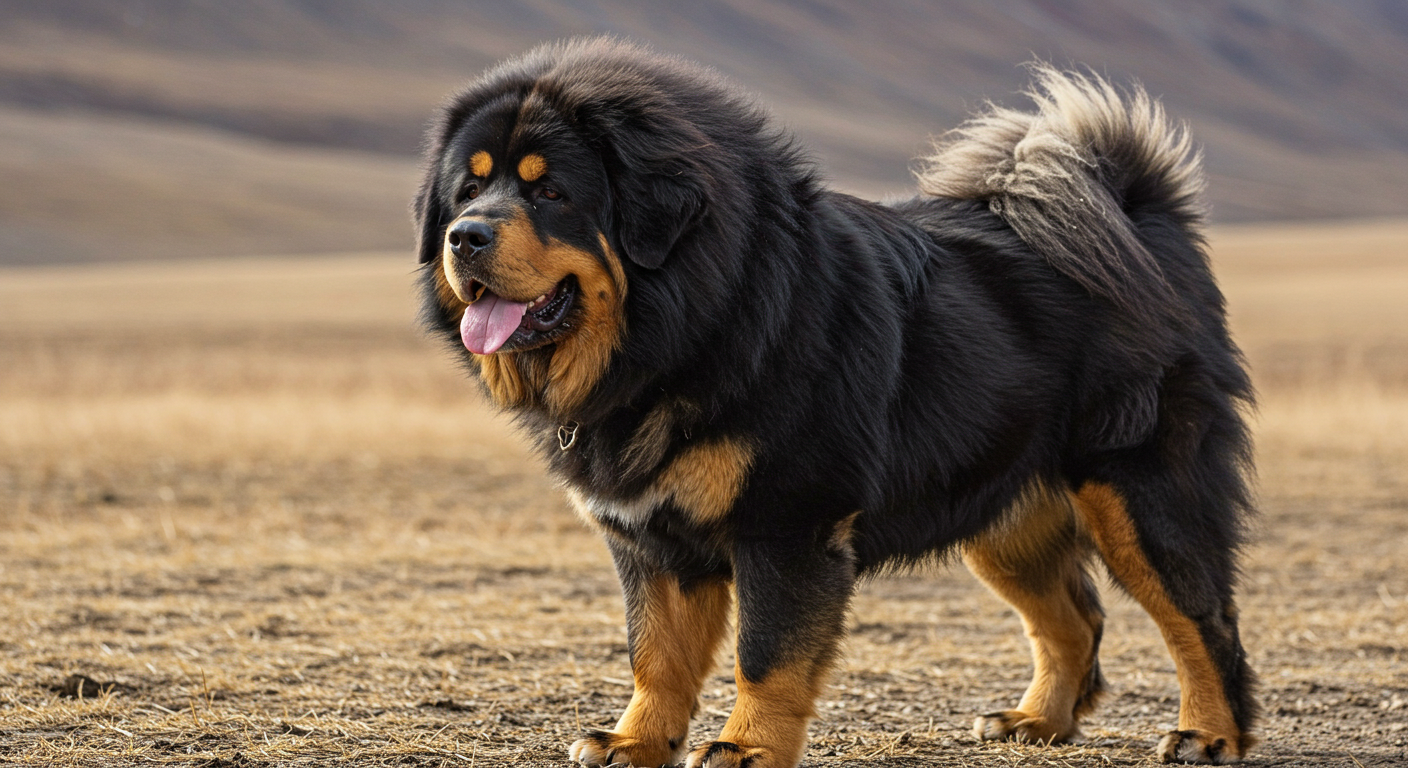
[446,219,495,258]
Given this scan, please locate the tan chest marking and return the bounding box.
[620,399,704,481]
[566,435,754,529]
[654,437,754,523]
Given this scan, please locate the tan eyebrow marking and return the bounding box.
[517,153,548,182]
[469,151,493,177]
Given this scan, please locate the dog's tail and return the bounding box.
[915,65,1205,321]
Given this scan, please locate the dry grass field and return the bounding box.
[2,221,1406,766]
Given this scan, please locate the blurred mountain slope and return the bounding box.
[4,0,1407,264]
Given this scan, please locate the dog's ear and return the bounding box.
[412,174,447,265]
[608,163,704,270]
[596,100,712,270]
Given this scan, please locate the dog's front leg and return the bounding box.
[687,533,856,768]
[571,540,732,768]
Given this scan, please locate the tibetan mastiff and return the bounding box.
[413,39,1258,767]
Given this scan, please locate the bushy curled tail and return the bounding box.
[916,65,1206,320]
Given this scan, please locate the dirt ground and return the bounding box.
[2,222,1407,766]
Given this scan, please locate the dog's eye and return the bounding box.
[538,186,562,201]
[463,182,480,201]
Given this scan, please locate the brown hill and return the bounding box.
[3,0,1408,264]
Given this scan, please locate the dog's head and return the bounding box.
[415,38,799,417]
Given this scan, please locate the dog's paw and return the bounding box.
[972,710,1079,745]
[1157,729,1243,764]
[684,740,789,768]
[569,729,684,767]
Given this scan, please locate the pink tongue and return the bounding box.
[460,294,528,354]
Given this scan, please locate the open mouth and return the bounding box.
[459,276,577,354]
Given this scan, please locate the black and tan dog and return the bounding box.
[413,39,1258,767]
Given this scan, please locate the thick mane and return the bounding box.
[525,39,823,415]
[416,38,825,424]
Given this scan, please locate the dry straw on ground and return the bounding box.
[2,222,1406,766]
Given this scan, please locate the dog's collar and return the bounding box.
[557,422,580,451]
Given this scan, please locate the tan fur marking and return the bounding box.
[828,511,863,554]
[613,577,732,765]
[564,489,605,534]
[621,400,683,480]
[434,254,470,315]
[710,660,821,768]
[543,234,626,413]
[469,150,493,178]
[972,482,1079,574]
[1072,482,1242,750]
[654,437,754,523]
[964,483,1101,741]
[518,153,548,182]
[471,351,526,407]
[439,209,625,413]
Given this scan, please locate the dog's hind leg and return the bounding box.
[1072,475,1257,764]
[964,484,1106,745]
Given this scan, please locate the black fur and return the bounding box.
[415,38,1258,766]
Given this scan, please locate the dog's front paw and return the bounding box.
[1157,729,1243,764]
[973,709,1079,745]
[570,729,684,767]
[684,740,793,768]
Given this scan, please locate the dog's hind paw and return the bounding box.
[1157,729,1243,764]
[685,740,790,768]
[569,729,683,767]
[973,709,1079,745]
